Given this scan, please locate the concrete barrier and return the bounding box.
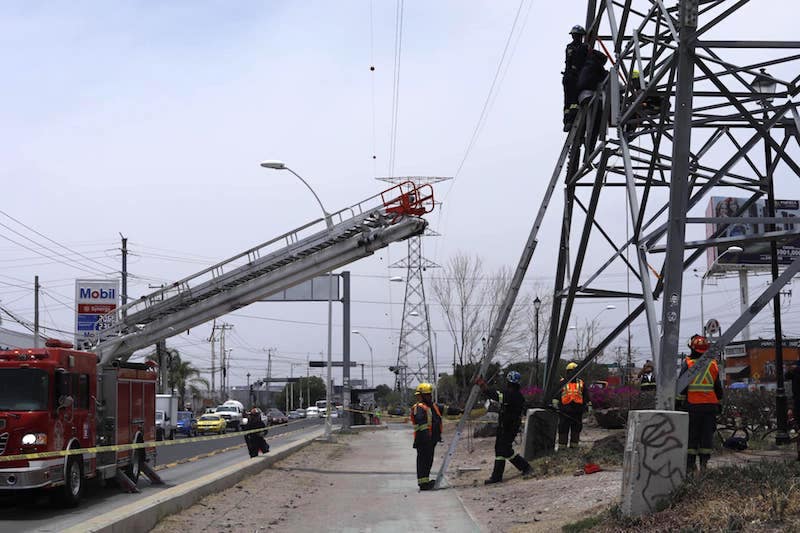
[522,408,558,460]
[65,428,325,533]
[621,410,688,516]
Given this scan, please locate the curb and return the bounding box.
[64,428,325,533]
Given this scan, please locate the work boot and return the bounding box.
[419,481,434,491]
[510,454,533,478]
[485,459,505,485]
[699,455,710,472]
[686,454,697,476]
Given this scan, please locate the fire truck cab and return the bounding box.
[0,340,157,505]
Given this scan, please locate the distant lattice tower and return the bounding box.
[378,176,451,400]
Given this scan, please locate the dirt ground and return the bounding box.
[150,418,798,533]
[151,434,358,532]
[443,419,624,533]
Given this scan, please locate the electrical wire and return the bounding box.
[0,209,119,274]
[387,0,405,178]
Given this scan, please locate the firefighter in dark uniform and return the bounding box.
[410,382,442,490]
[563,25,588,132]
[558,362,589,449]
[678,335,723,473]
[477,370,534,484]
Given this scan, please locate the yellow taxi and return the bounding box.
[197,413,227,435]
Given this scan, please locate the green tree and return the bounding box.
[373,384,393,406]
[146,346,209,408]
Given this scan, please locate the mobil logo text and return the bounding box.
[79,287,116,300]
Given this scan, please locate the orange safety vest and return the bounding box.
[411,402,442,438]
[561,379,584,405]
[686,358,720,404]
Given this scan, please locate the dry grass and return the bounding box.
[566,459,800,532]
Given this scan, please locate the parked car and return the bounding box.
[305,406,321,419]
[197,413,227,435]
[388,406,406,416]
[266,408,288,425]
[288,409,305,420]
[176,411,198,437]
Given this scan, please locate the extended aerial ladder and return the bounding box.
[92,181,434,365]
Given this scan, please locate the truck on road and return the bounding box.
[216,399,245,431]
[0,339,157,506]
[155,394,179,441]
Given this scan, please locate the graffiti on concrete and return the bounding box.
[636,413,684,512]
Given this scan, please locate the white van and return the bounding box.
[305,406,321,419]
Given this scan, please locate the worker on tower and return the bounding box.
[679,335,723,473]
[557,362,589,449]
[562,25,588,132]
[410,382,442,490]
[638,361,656,391]
[476,370,534,484]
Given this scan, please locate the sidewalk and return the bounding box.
[151,424,481,533]
[276,424,481,533]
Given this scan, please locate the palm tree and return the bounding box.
[146,346,209,408]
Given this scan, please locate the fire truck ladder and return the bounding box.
[93,182,434,365]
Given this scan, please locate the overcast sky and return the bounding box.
[1,1,799,392]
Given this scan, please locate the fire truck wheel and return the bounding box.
[60,456,84,507]
[126,450,143,484]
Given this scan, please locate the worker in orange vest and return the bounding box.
[558,362,589,449]
[409,382,442,490]
[678,335,723,473]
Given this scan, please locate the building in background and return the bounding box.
[0,326,46,350]
[723,339,800,388]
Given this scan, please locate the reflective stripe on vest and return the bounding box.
[561,379,584,405]
[411,403,442,438]
[686,358,719,404]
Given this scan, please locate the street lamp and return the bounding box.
[352,330,374,388]
[261,159,335,439]
[260,160,333,230]
[752,68,789,445]
[700,245,743,333]
[752,68,777,104]
[529,296,542,388]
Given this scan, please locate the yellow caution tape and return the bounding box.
[0,420,304,463]
[342,407,408,420]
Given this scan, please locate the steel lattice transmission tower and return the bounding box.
[378,176,451,401]
[436,0,800,489]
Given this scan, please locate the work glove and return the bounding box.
[551,398,560,409]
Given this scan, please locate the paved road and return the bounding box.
[157,417,321,465]
[0,418,326,533]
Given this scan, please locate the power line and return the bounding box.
[388,0,405,177]
[452,0,527,179]
[0,209,118,273]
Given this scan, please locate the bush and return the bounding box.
[721,389,777,438]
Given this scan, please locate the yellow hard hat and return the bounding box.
[566,362,578,371]
[415,382,433,395]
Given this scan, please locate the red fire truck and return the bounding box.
[0,339,157,505]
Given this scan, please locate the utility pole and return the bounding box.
[265,347,274,407]
[156,340,167,394]
[209,327,217,401]
[33,275,40,348]
[213,323,233,399]
[120,233,128,319]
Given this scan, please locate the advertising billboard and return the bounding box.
[75,279,119,349]
[706,196,800,268]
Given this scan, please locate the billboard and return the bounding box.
[706,196,800,268]
[75,279,119,349]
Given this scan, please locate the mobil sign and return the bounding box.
[75,279,119,347]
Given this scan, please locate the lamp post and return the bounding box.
[352,330,374,388]
[260,160,334,230]
[530,296,541,388]
[260,159,334,439]
[699,246,743,334]
[752,69,790,445]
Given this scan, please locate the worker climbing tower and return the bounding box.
[378,176,451,401]
[438,0,800,509]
